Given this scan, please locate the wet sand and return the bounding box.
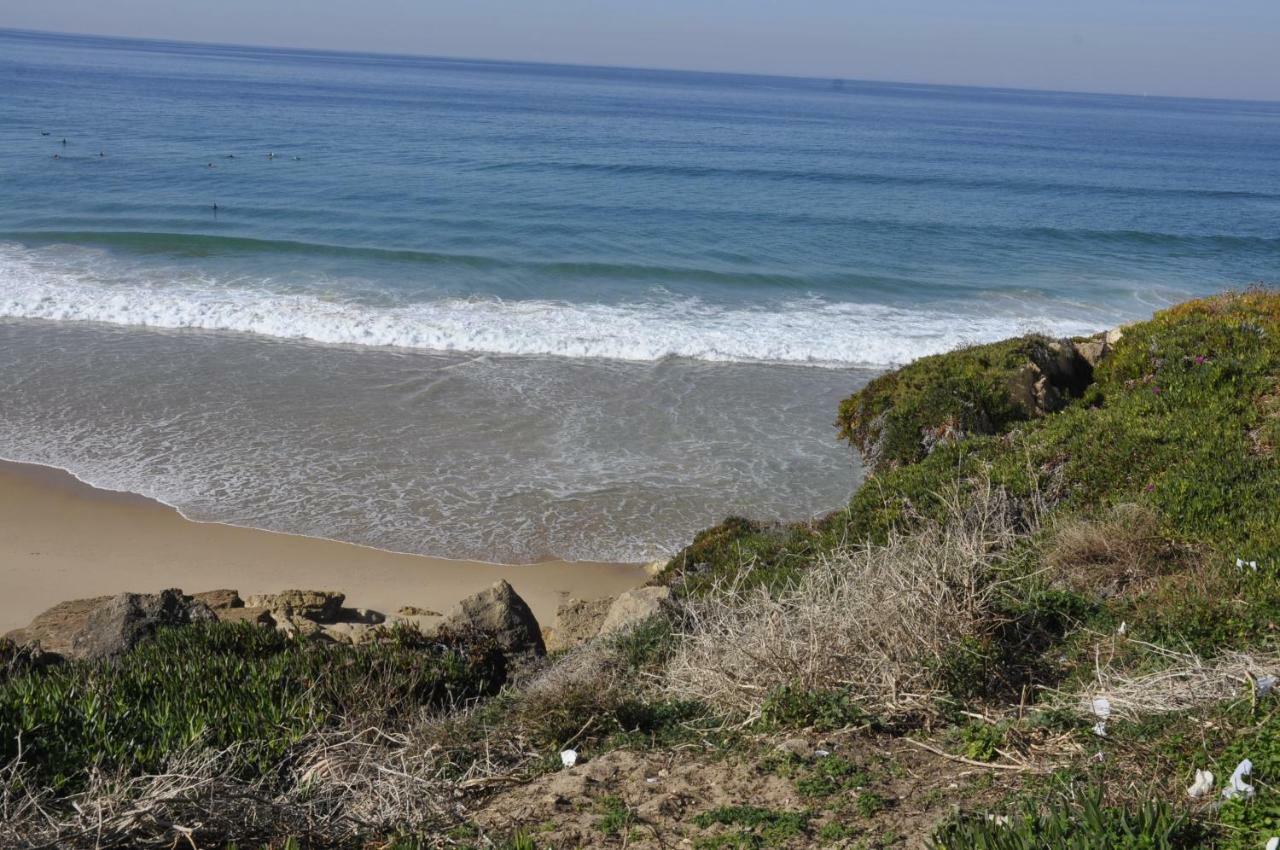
[0,459,649,634]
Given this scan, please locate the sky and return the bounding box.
[2,0,1278,101]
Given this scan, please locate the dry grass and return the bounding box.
[1044,503,1171,596]
[0,726,472,849]
[1064,640,1280,721]
[663,481,1026,721]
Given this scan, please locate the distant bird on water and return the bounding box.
[40,131,50,136]
[61,138,67,145]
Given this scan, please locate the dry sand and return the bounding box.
[0,459,649,634]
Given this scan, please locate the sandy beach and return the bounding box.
[0,459,649,635]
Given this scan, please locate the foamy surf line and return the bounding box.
[0,242,1107,367]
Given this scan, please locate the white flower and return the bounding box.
[1238,558,1246,570]
[1187,769,1214,799]
[1252,561,1260,572]
[1266,837,1279,850]
[1092,697,1112,720]
[986,814,1011,827]
[1258,675,1277,697]
[1093,721,1108,737]
[560,749,578,768]
[1223,758,1255,800]
[1117,621,1127,636]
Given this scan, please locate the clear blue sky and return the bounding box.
[4,0,1278,101]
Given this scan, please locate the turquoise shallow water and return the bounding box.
[0,29,1277,562]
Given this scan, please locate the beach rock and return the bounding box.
[192,588,243,610]
[397,605,441,617]
[244,589,345,624]
[216,605,275,628]
[546,596,613,652]
[442,580,545,658]
[71,590,217,661]
[5,596,111,656]
[599,586,673,637]
[274,614,327,641]
[7,590,216,660]
[323,622,376,645]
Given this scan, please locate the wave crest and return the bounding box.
[0,242,1108,367]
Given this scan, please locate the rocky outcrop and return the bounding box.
[397,605,441,617]
[599,586,673,636]
[5,596,111,657]
[546,596,613,653]
[71,591,217,660]
[215,605,275,627]
[545,586,674,652]
[243,590,345,624]
[441,580,545,658]
[5,590,217,661]
[192,588,243,610]
[1006,340,1095,419]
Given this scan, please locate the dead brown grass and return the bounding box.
[663,481,1026,721]
[1044,503,1174,597]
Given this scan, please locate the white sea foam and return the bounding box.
[0,242,1108,368]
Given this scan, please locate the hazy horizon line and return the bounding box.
[4,24,1276,107]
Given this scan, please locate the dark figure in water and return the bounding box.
[52,153,60,159]
[208,162,216,168]
[61,138,67,145]
[225,154,235,159]
[40,131,50,136]
[99,151,105,157]
[212,202,219,212]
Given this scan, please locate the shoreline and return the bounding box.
[0,458,650,635]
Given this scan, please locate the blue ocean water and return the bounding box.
[0,28,1277,562]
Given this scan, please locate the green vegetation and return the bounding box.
[836,334,1089,474]
[693,805,812,848]
[0,621,505,789]
[930,795,1200,850]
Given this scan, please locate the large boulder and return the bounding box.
[72,590,217,660]
[192,588,243,610]
[215,605,275,628]
[5,596,111,657]
[441,580,545,658]
[545,596,613,653]
[598,586,673,637]
[7,590,217,661]
[243,589,345,624]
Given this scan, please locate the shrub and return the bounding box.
[665,483,1023,720]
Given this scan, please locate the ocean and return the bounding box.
[1,28,1277,563]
